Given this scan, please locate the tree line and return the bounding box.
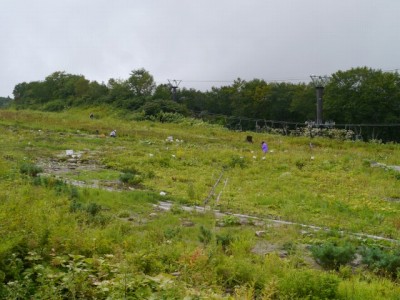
[10,67,400,141]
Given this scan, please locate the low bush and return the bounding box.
[310,242,356,270]
[228,156,247,169]
[119,169,143,186]
[279,269,340,299]
[361,247,400,278]
[216,233,235,253]
[220,215,241,226]
[198,225,212,246]
[19,163,43,177]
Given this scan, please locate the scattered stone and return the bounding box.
[255,231,266,237]
[149,213,158,218]
[385,197,400,202]
[350,253,363,267]
[239,218,250,225]
[216,221,225,227]
[279,251,288,258]
[181,220,195,227]
[252,220,265,227]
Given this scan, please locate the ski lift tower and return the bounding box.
[168,79,181,101]
[310,75,330,126]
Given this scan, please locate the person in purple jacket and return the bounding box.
[261,141,268,154]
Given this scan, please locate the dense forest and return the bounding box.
[0,96,12,108]
[8,67,400,141]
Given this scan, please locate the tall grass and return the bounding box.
[1,108,400,298]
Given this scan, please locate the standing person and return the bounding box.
[261,141,268,154]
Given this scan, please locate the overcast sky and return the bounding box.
[1,0,399,97]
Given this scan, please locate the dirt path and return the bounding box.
[154,201,400,244]
[37,151,400,245]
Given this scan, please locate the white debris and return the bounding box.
[166,136,174,142]
[66,150,74,156]
[149,153,154,157]
[160,191,167,196]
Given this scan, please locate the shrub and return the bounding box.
[118,211,131,218]
[86,202,102,216]
[155,112,185,123]
[164,227,181,240]
[310,242,356,270]
[220,215,241,226]
[216,233,235,253]
[70,199,83,212]
[279,269,339,299]
[42,99,66,112]
[119,169,143,186]
[361,247,400,278]
[215,258,266,293]
[295,160,306,170]
[140,99,188,118]
[228,156,247,169]
[20,163,43,177]
[69,186,80,200]
[198,225,212,246]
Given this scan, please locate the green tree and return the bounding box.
[153,84,171,100]
[325,67,400,124]
[45,71,87,100]
[127,68,156,97]
[324,67,400,141]
[0,96,12,108]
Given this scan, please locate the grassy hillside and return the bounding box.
[1,107,400,299]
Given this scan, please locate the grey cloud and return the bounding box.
[1,0,399,96]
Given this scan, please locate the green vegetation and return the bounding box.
[9,66,400,142]
[1,108,400,298]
